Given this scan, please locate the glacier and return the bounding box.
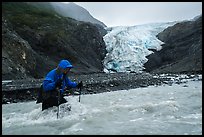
[103,22,178,73]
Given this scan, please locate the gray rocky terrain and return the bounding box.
[2,72,202,104]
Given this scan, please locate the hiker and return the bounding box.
[36,59,83,111]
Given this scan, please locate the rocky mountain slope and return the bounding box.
[144,15,202,74]
[2,2,107,80]
[27,2,107,36]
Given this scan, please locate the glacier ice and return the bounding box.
[103,22,178,73]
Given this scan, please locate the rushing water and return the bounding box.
[2,78,202,135]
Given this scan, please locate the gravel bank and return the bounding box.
[2,72,202,104]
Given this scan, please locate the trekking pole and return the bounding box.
[57,89,61,119]
[79,86,81,102]
[78,81,83,102]
[57,74,65,119]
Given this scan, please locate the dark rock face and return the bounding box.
[2,17,37,79]
[2,2,107,80]
[144,16,202,74]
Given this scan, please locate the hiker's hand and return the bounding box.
[77,81,83,89]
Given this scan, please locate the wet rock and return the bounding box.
[109,84,114,87]
[2,98,9,104]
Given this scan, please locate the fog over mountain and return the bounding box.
[50,2,106,28]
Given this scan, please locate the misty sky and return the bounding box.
[62,2,202,27]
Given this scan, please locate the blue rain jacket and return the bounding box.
[43,68,77,93]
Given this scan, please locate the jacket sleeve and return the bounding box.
[43,70,57,92]
[66,77,77,88]
[43,78,56,92]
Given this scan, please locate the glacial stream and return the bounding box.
[2,77,202,135]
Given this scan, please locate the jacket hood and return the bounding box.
[58,60,73,69]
